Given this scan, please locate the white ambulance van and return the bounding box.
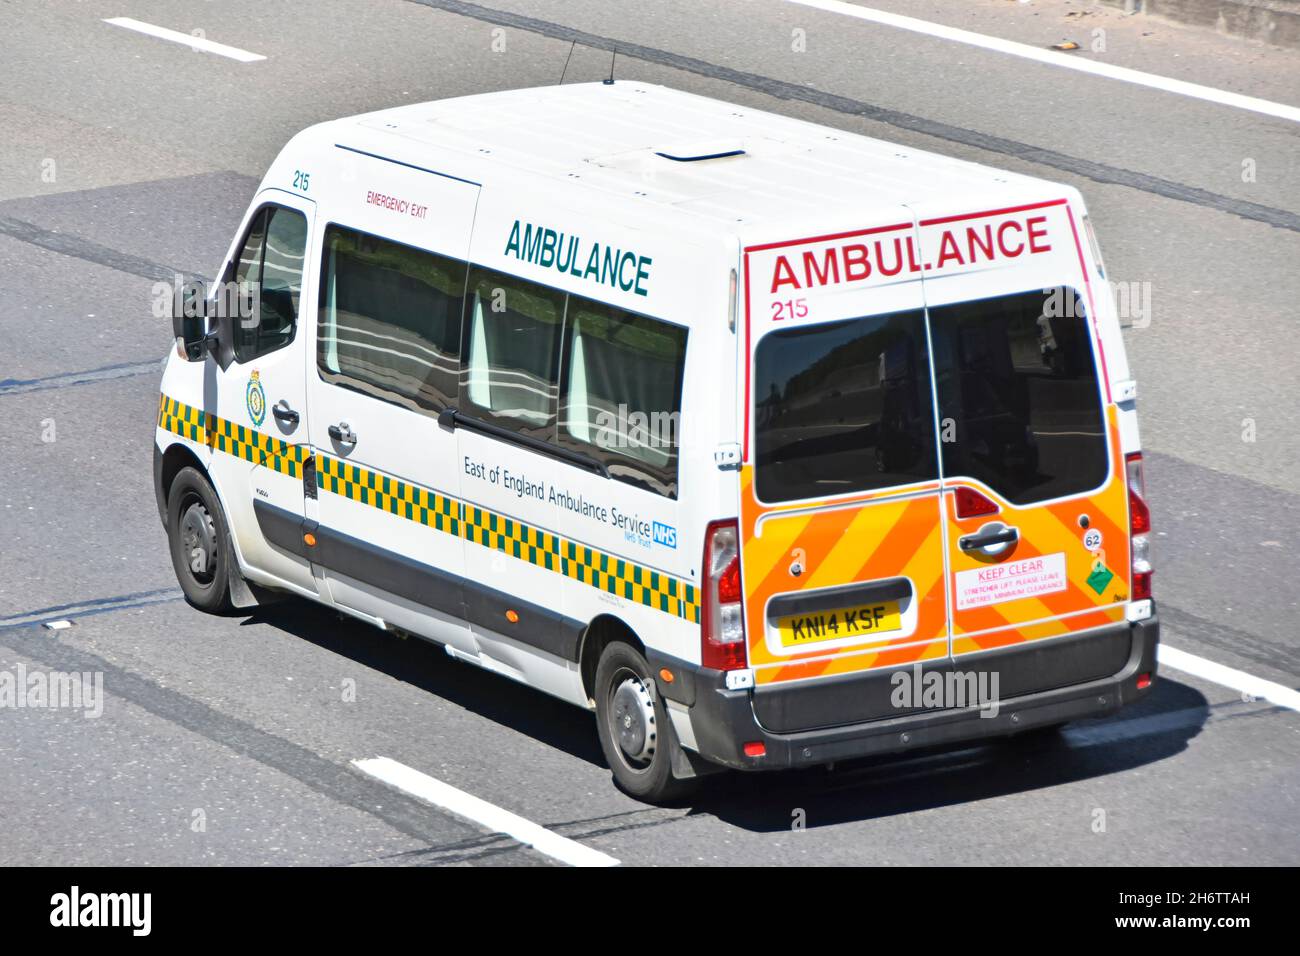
[155,82,1158,802]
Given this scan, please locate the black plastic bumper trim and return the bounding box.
[253,498,310,559]
[753,620,1134,733]
[677,614,1160,771]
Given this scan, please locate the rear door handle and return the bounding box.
[272,400,299,427]
[959,524,1019,553]
[328,422,357,446]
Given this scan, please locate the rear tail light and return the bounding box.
[701,519,747,671]
[1126,453,1152,601]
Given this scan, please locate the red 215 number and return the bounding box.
[771,298,808,321]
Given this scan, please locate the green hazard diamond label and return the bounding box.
[1086,564,1115,595]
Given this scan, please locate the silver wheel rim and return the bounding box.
[609,670,657,770]
[179,498,218,585]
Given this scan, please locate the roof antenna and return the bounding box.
[558,40,576,86]
[603,46,617,85]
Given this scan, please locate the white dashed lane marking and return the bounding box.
[103,17,267,63]
[352,756,621,867]
[1159,644,1300,714]
[783,0,1300,123]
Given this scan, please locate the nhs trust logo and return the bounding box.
[652,522,677,549]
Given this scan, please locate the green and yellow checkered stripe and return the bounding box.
[558,541,699,622]
[158,396,307,479]
[456,503,699,622]
[209,414,308,479]
[159,395,206,443]
[318,453,699,624]
[157,394,700,624]
[317,453,461,538]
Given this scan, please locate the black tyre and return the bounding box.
[166,466,234,613]
[594,641,697,804]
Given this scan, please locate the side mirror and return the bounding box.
[171,282,210,361]
[169,275,248,365]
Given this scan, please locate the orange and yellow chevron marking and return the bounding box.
[739,464,949,685]
[946,404,1130,657]
[757,499,949,685]
[738,404,1130,684]
[951,605,1125,656]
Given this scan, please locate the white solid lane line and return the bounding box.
[103,17,266,63]
[1158,645,1300,714]
[352,756,620,867]
[780,0,1300,123]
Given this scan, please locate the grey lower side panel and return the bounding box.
[252,498,310,559]
[252,499,585,661]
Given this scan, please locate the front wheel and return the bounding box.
[166,466,234,613]
[594,642,697,804]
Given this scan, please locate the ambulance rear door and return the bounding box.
[738,211,951,701]
[912,197,1132,675]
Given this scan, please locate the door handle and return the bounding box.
[272,400,300,427]
[959,524,1019,553]
[328,422,357,446]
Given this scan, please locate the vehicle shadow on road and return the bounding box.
[243,598,607,766]
[693,679,1210,832]
[243,598,1208,829]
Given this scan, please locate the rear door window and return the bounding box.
[753,309,938,503]
[928,287,1108,504]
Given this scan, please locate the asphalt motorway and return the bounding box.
[1,0,1298,866]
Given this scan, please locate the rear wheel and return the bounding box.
[594,641,696,804]
[167,466,234,613]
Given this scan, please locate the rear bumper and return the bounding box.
[649,613,1159,772]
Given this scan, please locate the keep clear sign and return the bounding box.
[955,552,1068,610]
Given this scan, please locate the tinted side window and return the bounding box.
[461,267,565,437]
[558,295,687,498]
[929,287,1107,504]
[233,206,307,363]
[318,225,466,412]
[754,310,937,503]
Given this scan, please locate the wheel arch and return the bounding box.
[155,440,214,527]
[578,614,645,707]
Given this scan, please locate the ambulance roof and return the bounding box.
[323,81,1061,236]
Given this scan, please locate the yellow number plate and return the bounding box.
[777,600,903,648]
